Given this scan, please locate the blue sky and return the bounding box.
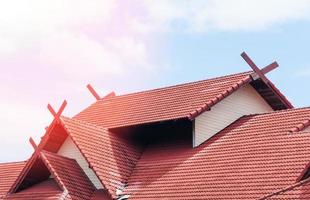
[0,0,309,162]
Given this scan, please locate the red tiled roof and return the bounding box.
[4,179,63,200]
[60,116,142,199]
[75,72,253,128]
[0,161,26,198]
[1,70,300,199]
[124,107,310,200]
[264,178,310,200]
[40,151,95,200]
[90,190,111,200]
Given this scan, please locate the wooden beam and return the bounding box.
[242,52,293,109]
[9,100,67,194]
[55,100,67,118]
[241,52,269,83]
[47,104,57,116]
[29,137,37,150]
[261,61,279,75]
[87,84,101,100]
[103,91,116,99]
[47,100,67,119]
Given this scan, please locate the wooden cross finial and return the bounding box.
[103,91,116,99]
[29,137,37,150]
[241,52,279,84]
[87,84,101,100]
[47,100,67,118]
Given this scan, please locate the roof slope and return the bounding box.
[124,108,310,200]
[60,117,143,199]
[75,72,253,128]
[40,151,95,200]
[0,161,26,198]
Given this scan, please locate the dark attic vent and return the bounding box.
[16,158,51,192]
[251,80,287,110]
[110,119,193,149]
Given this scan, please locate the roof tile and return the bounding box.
[0,162,26,198]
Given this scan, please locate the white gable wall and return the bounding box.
[194,84,273,147]
[57,137,104,189]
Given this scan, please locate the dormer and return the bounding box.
[75,52,292,148]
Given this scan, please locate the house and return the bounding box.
[0,52,310,200]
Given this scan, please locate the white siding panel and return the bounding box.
[194,85,273,147]
[57,137,104,189]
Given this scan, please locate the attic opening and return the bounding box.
[15,157,60,193]
[250,79,289,110]
[109,119,193,149]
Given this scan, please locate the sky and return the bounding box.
[0,0,310,162]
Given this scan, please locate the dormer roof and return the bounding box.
[75,71,291,129]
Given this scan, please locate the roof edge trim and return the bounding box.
[188,75,253,120]
[39,151,67,191]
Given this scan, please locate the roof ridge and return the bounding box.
[0,161,27,165]
[242,106,310,118]
[259,177,310,199]
[98,71,252,101]
[61,116,107,131]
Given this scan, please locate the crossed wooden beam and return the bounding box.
[29,100,67,151]
[241,52,279,83]
[241,52,293,109]
[29,82,114,149]
[10,100,68,194]
[87,84,115,100]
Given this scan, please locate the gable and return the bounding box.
[57,136,104,189]
[60,117,143,199]
[194,84,273,146]
[8,151,96,200]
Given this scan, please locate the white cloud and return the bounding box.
[37,32,124,78]
[140,0,310,32]
[0,0,158,162]
[0,0,156,81]
[0,0,114,37]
